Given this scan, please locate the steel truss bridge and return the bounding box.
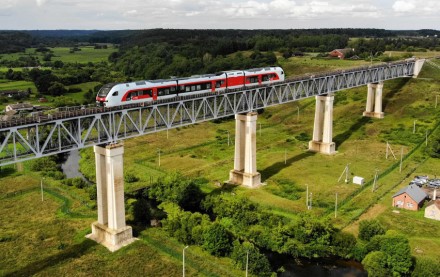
[0,60,417,166]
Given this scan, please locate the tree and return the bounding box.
[47,81,67,96]
[367,232,413,276]
[362,251,392,277]
[358,219,386,241]
[231,240,273,277]
[202,222,232,256]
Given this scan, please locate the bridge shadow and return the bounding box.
[5,239,96,277]
[260,151,315,180]
[383,78,410,110]
[0,167,16,178]
[334,117,371,149]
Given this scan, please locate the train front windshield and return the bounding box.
[97,84,114,98]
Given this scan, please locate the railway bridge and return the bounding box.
[0,58,425,251]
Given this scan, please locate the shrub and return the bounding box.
[202,222,232,257]
[358,219,386,241]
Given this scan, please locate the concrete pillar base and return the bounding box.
[229,170,261,188]
[363,111,384,119]
[308,141,337,155]
[87,222,136,252]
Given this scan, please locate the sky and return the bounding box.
[0,0,439,30]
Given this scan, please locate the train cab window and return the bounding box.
[281,71,284,75]
[141,89,152,97]
[112,91,118,96]
[158,87,171,96]
[262,75,270,82]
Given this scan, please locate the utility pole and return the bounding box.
[40,178,44,202]
[297,106,300,122]
[309,192,313,210]
[183,245,189,277]
[306,184,309,208]
[245,250,249,277]
[399,147,403,173]
[157,148,161,167]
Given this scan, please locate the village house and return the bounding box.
[329,48,354,59]
[425,200,440,221]
[392,184,428,211]
[5,103,34,113]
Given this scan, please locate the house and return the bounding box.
[0,90,29,99]
[5,103,34,113]
[329,48,354,59]
[392,184,428,211]
[424,200,440,221]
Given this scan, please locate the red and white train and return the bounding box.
[96,67,284,107]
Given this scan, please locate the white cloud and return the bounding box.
[124,10,138,16]
[392,1,415,13]
[36,0,48,7]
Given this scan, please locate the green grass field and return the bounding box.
[1,55,440,275]
[0,46,117,64]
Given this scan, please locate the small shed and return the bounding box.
[424,200,440,221]
[392,184,428,211]
[353,176,364,185]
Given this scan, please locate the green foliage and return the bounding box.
[202,222,232,257]
[230,240,273,277]
[358,219,386,241]
[148,173,205,212]
[62,177,87,189]
[367,232,413,276]
[362,251,392,277]
[425,127,440,158]
[29,156,58,172]
[331,231,357,259]
[411,257,440,277]
[127,198,151,226]
[268,179,304,201]
[124,172,139,183]
[159,202,211,245]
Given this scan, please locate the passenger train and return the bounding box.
[96,67,285,107]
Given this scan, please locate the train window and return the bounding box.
[142,89,152,97]
[262,75,270,81]
[185,86,190,92]
[281,71,284,75]
[170,86,176,92]
[196,85,201,90]
[180,85,185,91]
[247,77,258,83]
[207,83,211,89]
[132,91,138,97]
[112,91,118,96]
[191,85,196,91]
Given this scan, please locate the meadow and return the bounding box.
[1,53,440,275]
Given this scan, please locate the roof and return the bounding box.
[7,103,33,110]
[393,184,428,204]
[331,48,353,54]
[426,199,440,210]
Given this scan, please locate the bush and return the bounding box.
[358,219,386,241]
[202,222,232,257]
[362,251,391,277]
[231,240,272,277]
[124,172,139,183]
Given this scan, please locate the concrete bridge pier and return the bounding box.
[229,112,261,188]
[363,82,384,119]
[308,94,336,155]
[86,142,136,252]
